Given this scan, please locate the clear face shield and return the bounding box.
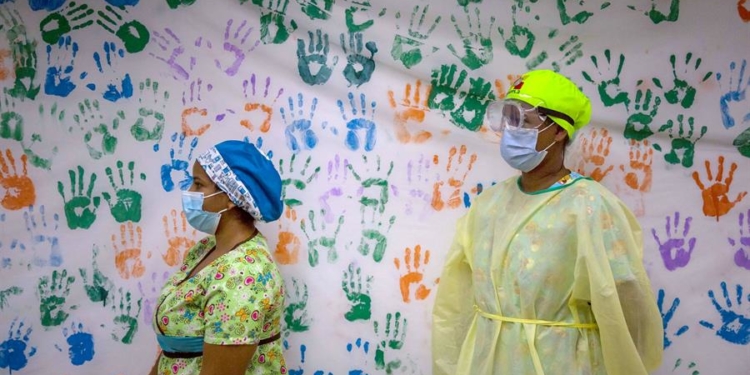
[486,99,574,134]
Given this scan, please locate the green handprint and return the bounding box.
[672,358,700,374]
[450,77,496,131]
[447,6,495,70]
[284,278,310,332]
[342,263,373,322]
[102,161,147,223]
[348,156,396,263]
[391,5,441,69]
[277,154,320,209]
[73,99,123,160]
[582,49,630,107]
[57,166,100,230]
[297,0,334,20]
[624,84,661,141]
[428,64,467,112]
[0,90,23,143]
[166,0,198,9]
[131,79,168,142]
[345,0,386,33]
[0,286,23,310]
[374,312,407,374]
[341,32,378,87]
[655,114,707,168]
[97,6,150,53]
[457,0,481,5]
[39,2,95,45]
[557,0,611,25]
[258,0,298,45]
[24,103,64,170]
[549,35,583,72]
[653,53,713,109]
[1,8,41,100]
[628,0,680,24]
[498,6,536,58]
[110,287,142,344]
[301,210,344,267]
[79,246,114,306]
[37,269,76,327]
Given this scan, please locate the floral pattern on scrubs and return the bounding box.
[153,234,286,375]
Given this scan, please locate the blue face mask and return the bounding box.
[181,191,228,234]
[500,123,556,172]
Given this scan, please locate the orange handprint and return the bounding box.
[431,145,478,211]
[577,127,614,182]
[619,139,654,192]
[112,222,147,279]
[692,156,748,221]
[388,79,433,144]
[0,149,36,210]
[162,209,197,267]
[274,207,301,265]
[240,74,283,133]
[181,107,211,136]
[394,245,438,303]
[739,0,750,22]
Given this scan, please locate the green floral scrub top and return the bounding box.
[153,234,287,374]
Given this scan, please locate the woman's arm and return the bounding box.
[199,343,258,375]
[148,357,159,375]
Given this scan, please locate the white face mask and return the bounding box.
[181,191,228,234]
[500,123,556,172]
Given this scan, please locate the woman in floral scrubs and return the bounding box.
[148,141,287,375]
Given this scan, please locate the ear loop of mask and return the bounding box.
[204,190,230,214]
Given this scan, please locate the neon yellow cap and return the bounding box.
[505,70,592,139]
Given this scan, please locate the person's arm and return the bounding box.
[432,215,473,375]
[148,355,159,375]
[199,343,258,375]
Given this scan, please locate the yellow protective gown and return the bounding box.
[432,176,663,375]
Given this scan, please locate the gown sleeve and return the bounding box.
[573,186,664,374]
[432,213,475,375]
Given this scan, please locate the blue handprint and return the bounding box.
[338,92,377,152]
[242,136,274,159]
[462,181,496,208]
[24,205,64,267]
[44,36,84,97]
[57,322,94,365]
[87,42,133,103]
[158,132,198,192]
[657,289,689,349]
[0,319,37,373]
[699,282,750,345]
[347,338,371,375]
[280,93,319,153]
[284,340,306,375]
[29,0,67,11]
[717,60,750,129]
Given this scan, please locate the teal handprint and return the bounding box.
[37,269,76,327]
[102,161,147,223]
[447,6,495,70]
[341,32,378,87]
[296,30,338,86]
[582,49,630,107]
[57,166,100,230]
[391,5,441,69]
[655,114,707,168]
[652,53,713,109]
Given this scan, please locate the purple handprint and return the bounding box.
[150,28,196,82]
[404,154,433,218]
[137,271,170,324]
[729,209,750,270]
[318,155,349,224]
[651,211,696,271]
[213,19,259,77]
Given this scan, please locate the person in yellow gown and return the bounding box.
[432,70,663,375]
